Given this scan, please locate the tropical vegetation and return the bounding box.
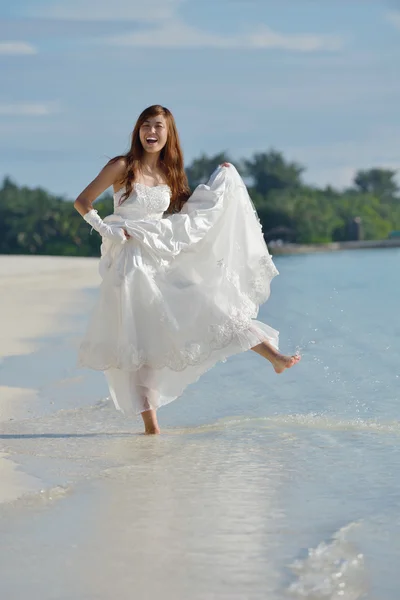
[1,150,399,256]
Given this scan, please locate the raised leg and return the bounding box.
[251,339,301,373]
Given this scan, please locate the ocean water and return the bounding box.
[1,248,400,599]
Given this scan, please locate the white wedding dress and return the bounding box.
[78,164,280,416]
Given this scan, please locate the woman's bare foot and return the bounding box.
[141,409,161,435]
[251,340,301,373]
[270,353,301,374]
[145,426,161,435]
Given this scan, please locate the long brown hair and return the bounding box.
[109,105,191,213]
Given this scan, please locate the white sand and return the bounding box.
[0,254,100,419]
[0,255,101,502]
[0,253,382,599]
[0,452,43,503]
[0,255,100,357]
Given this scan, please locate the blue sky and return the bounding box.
[0,0,399,198]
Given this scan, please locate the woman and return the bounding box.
[74,104,300,434]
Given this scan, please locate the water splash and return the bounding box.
[287,522,367,599]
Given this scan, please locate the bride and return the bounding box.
[74,104,300,434]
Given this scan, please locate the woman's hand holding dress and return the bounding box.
[83,209,128,243]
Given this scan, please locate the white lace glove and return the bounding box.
[83,209,127,243]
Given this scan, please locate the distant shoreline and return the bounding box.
[270,238,400,255]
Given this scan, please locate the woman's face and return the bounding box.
[139,115,168,154]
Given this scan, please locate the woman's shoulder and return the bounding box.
[104,156,128,190]
[106,155,128,174]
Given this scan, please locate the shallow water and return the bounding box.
[1,248,399,599]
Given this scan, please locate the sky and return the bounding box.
[0,0,399,198]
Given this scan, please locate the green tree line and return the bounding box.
[1,150,399,256]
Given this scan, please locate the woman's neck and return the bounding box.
[140,152,161,173]
[135,153,166,185]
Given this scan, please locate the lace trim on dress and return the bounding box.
[133,183,171,213]
[78,252,278,373]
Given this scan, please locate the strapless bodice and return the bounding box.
[113,183,171,220]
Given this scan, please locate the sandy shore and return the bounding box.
[0,252,399,597]
[0,255,100,358]
[0,255,102,502]
[0,254,290,599]
[0,255,102,419]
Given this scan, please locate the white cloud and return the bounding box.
[304,166,358,190]
[25,0,182,21]
[24,0,342,52]
[306,163,400,190]
[386,11,400,30]
[106,19,343,52]
[289,127,400,189]
[246,26,343,52]
[292,136,399,168]
[0,42,37,55]
[0,104,55,116]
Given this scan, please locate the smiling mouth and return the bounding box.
[146,137,158,145]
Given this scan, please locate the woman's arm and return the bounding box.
[74,158,126,216]
[74,158,130,243]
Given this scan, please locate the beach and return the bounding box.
[1,251,400,599]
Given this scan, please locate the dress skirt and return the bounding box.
[78,164,280,416]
